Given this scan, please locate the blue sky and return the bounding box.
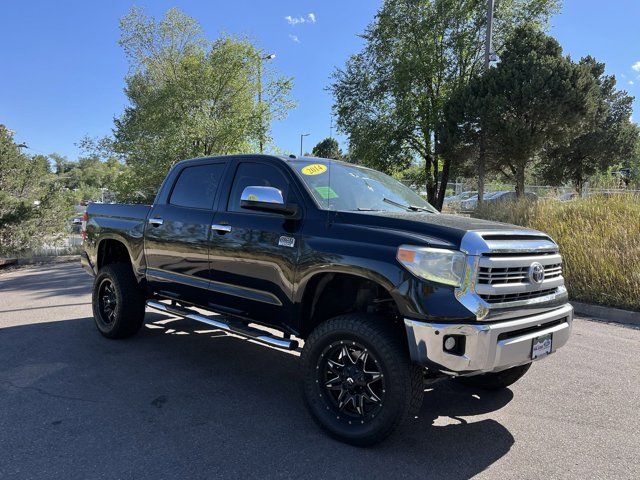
[1,0,639,161]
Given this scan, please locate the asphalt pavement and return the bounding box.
[1,262,639,480]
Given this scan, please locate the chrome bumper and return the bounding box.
[404,303,573,375]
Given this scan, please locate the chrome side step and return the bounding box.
[146,300,299,350]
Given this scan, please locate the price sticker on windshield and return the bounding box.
[301,164,327,176]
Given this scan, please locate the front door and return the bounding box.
[144,160,227,306]
[207,160,303,330]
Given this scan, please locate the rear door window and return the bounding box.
[170,163,225,210]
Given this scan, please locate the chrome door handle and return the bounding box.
[211,224,232,233]
[148,218,164,226]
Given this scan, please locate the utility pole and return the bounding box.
[329,114,333,139]
[478,0,494,206]
[300,133,310,156]
[257,53,276,154]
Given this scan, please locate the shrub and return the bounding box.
[473,195,640,311]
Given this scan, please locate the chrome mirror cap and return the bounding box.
[240,186,284,205]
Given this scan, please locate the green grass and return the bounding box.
[473,195,640,311]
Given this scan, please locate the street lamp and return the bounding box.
[300,133,310,156]
[258,52,276,154]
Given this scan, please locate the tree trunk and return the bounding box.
[423,131,437,205]
[436,156,450,211]
[477,130,486,206]
[515,163,526,198]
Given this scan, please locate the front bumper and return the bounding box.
[404,303,573,375]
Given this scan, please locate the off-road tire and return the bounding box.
[300,313,423,446]
[458,363,532,390]
[92,263,146,339]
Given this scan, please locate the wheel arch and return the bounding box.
[297,269,409,339]
[96,237,134,271]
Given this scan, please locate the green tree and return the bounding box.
[50,148,124,203]
[0,126,72,255]
[447,26,599,197]
[538,57,638,194]
[113,7,294,202]
[331,0,560,209]
[311,137,343,159]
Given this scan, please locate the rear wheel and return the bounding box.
[92,263,146,339]
[458,363,532,390]
[300,313,423,446]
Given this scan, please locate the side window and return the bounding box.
[228,162,292,213]
[170,163,225,209]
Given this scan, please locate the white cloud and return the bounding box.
[285,13,316,25]
[632,61,640,72]
[629,80,635,85]
[289,34,300,43]
[285,15,305,25]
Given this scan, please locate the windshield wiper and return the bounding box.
[383,197,431,212]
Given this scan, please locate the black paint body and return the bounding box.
[82,155,525,337]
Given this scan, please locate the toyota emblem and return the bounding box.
[528,262,545,284]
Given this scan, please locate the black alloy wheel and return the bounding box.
[319,341,385,422]
[97,278,117,326]
[301,313,423,446]
[91,263,146,339]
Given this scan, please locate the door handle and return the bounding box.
[211,224,232,233]
[148,218,164,227]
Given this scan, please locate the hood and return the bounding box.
[333,210,534,249]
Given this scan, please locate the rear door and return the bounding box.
[144,160,227,306]
[206,159,303,329]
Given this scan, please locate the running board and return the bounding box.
[146,300,299,350]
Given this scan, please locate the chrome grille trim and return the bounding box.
[480,287,559,303]
[478,262,563,285]
[455,231,567,322]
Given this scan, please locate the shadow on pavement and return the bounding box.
[0,263,90,300]
[0,313,514,480]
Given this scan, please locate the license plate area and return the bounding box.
[531,333,552,360]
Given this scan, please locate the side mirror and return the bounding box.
[240,186,300,218]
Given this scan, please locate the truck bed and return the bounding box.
[87,203,151,221]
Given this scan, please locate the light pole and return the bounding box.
[258,52,276,153]
[478,0,494,207]
[300,133,310,156]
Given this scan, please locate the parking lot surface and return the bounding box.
[1,262,639,479]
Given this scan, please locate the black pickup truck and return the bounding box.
[82,154,573,445]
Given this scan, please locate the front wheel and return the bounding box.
[457,363,532,391]
[300,314,423,446]
[92,263,146,339]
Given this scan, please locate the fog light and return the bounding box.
[444,337,456,351]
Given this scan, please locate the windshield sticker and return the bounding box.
[301,164,327,176]
[314,186,338,199]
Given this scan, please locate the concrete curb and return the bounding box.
[0,258,18,267]
[572,301,640,328]
[0,255,80,271]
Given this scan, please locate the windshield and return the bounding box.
[289,159,437,213]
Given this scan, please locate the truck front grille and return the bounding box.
[480,287,559,304]
[478,263,562,285]
[473,233,565,307]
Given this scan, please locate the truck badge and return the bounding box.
[278,236,295,248]
[528,262,545,284]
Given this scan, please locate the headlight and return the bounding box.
[397,245,467,287]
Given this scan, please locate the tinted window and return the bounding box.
[170,163,225,209]
[228,162,290,213]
